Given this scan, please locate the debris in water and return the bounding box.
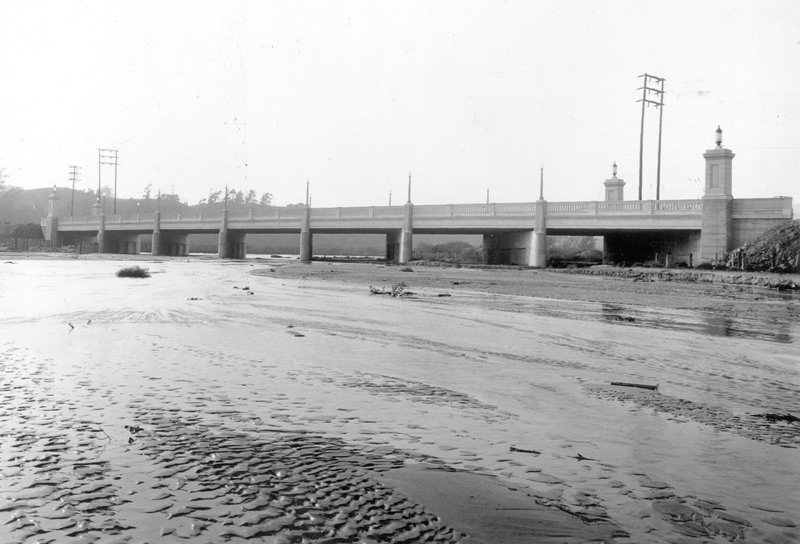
[509,446,541,455]
[369,281,408,297]
[610,381,658,391]
[754,413,800,424]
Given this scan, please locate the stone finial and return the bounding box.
[604,164,625,202]
[715,126,723,148]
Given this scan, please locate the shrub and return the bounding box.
[117,266,150,278]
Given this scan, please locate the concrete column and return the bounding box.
[44,187,59,248]
[529,199,547,267]
[398,202,413,264]
[218,208,229,258]
[97,214,107,253]
[299,206,312,263]
[699,141,735,264]
[151,212,162,256]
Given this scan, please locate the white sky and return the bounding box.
[1,0,799,208]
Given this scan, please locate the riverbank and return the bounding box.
[555,264,800,291]
[255,260,799,310]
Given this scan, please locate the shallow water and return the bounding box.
[0,258,798,543]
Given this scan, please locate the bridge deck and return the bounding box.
[55,199,705,234]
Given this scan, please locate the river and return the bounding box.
[0,256,797,543]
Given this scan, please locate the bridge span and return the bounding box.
[42,139,792,266]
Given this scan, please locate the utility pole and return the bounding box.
[98,148,119,213]
[636,74,665,200]
[68,165,81,216]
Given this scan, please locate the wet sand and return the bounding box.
[1,256,798,543]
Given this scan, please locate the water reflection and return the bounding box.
[598,302,795,344]
[701,311,793,343]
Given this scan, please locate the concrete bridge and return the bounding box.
[42,138,792,266]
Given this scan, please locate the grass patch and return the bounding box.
[116,265,150,278]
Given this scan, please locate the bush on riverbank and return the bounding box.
[117,266,150,278]
[727,220,800,273]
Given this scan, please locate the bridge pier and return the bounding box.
[300,205,312,263]
[219,229,247,259]
[43,187,60,249]
[151,212,162,256]
[96,214,107,253]
[398,201,413,264]
[217,208,244,259]
[530,197,547,267]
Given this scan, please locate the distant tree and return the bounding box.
[244,189,257,205]
[143,183,152,200]
[207,190,222,205]
[233,190,244,204]
[259,192,273,206]
[547,236,597,258]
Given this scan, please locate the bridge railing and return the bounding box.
[308,206,405,219]
[59,216,99,226]
[547,199,702,216]
[55,199,704,229]
[654,200,703,213]
[105,213,158,224]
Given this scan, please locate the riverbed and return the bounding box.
[0,256,797,543]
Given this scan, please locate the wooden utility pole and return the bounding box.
[636,74,665,200]
[98,148,119,213]
[68,165,80,216]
